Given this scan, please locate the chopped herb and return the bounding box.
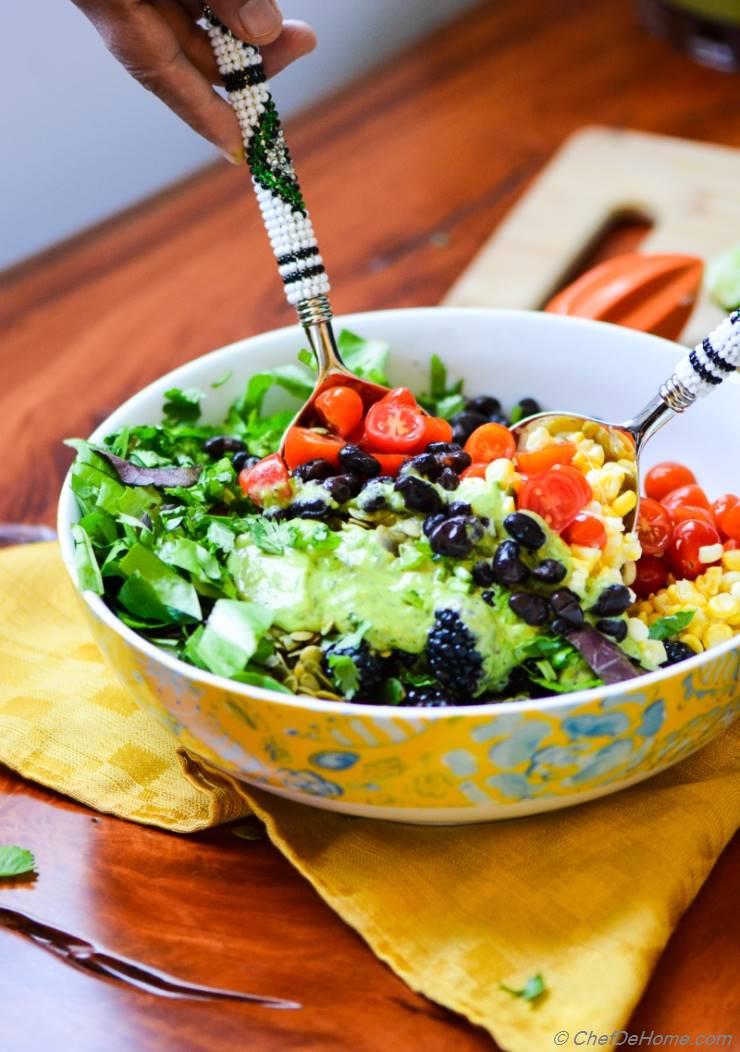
[327,653,360,697]
[402,588,425,609]
[211,370,233,389]
[648,610,695,640]
[381,678,405,705]
[419,353,465,419]
[499,972,546,1005]
[0,845,37,879]
[163,387,205,424]
[337,329,390,385]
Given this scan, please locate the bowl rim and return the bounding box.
[58,306,739,719]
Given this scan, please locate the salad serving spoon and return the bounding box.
[205,8,739,512]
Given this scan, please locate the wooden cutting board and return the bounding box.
[444,126,740,346]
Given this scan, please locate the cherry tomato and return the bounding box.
[238,453,291,505]
[668,519,722,580]
[632,555,669,599]
[464,423,516,463]
[713,494,740,542]
[563,513,608,549]
[460,462,487,480]
[669,505,717,530]
[314,386,364,438]
[517,467,591,532]
[379,386,418,408]
[516,441,576,475]
[644,461,696,502]
[726,539,740,551]
[661,484,711,516]
[550,464,593,506]
[422,415,454,447]
[363,401,426,453]
[636,497,673,557]
[372,452,408,476]
[284,427,344,469]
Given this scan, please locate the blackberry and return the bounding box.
[426,609,483,696]
[661,641,695,667]
[402,684,455,708]
[324,639,385,699]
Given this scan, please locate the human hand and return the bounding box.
[71,1,316,162]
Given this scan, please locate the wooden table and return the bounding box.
[2,1,738,1047]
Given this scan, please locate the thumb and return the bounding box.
[207,0,283,46]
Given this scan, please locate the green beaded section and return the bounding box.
[247,99,307,215]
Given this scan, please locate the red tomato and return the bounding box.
[379,386,418,408]
[551,464,592,505]
[372,452,408,476]
[516,441,576,475]
[363,401,426,453]
[284,427,344,469]
[668,519,722,580]
[460,462,487,480]
[636,497,673,557]
[644,461,696,501]
[670,505,717,529]
[632,555,669,599]
[517,467,591,532]
[239,453,291,505]
[314,386,364,438]
[713,494,740,542]
[563,513,608,549]
[422,415,454,446]
[726,539,740,551]
[464,423,516,463]
[661,484,711,516]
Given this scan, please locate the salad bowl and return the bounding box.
[58,308,739,823]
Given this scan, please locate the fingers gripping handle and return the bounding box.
[665,309,740,409]
[204,8,331,313]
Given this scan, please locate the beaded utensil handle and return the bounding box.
[205,8,331,327]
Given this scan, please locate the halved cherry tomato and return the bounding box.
[670,505,717,530]
[239,453,291,505]
[284,427,344,469]
[636,497,673,557]
[372,452,408,476]
[363,401,426,453]
[379,386,418,408]
[563,513,608,550]
[422,415,454,446]
[550,464,592,506]
[464,423,516,463]
[517,467,591,532]
[516,441,576,476]
[668,519,722,580]
[661,484,711,516]
[460,462,487,480]
[726,539,740,551]
[632,555,669,599]
[314,386,364,438]
[644,461,696,502]
[713,494,740,542]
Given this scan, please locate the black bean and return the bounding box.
[591,584,632,617]
[338,444,381,478]
[429,516,482,558]
[204,435,247,459]
[450,411,487,445]
[448,501,472,517]
[405,452,441,480]
[509,592,550,626]
[596,618,628,643]
[361,489,389,512]
[488,412,509,426]
[285,499,329,520]
[466,395,501,417]
[481,590,496,606]
[504,511,547,550]
[530,558,567,585]
[293,458,335,482]
[550,588,584,628]
[492,539,529,586]
[438,467,460,491]
[426,442,461,454]
[324,475,357,503]
[661,641,695,667]
[423,512,447,538]
[514,397,541,419]
[232,451,258,473]
[394,475,443,514]
[550,617,569,636]
[472,560,495,587]
[434,448,472,473]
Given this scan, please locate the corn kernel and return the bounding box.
[623,560,637,586]
[673,580,706,606]
[721,572,740,591]
[698,543,724,565]
[704,623,734,648]
[612,490,638,518]
[681,633,704,654]
[731,582,740,601]
[687,609,707,636]
[695,566,723,598]
[486,458,516,487]
[707,593,740,619]
[524,427,554,452]
[722,550,740,572]
[627,617,649,642]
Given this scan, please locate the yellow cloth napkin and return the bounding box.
[1,542,738,1052]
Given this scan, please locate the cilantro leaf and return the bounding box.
[163,387,205,424]
[0,845,37,879]
[337,329,390,385]
[648,610,695,640]
[418,353,465,419]
[499,972,546,1005]
[327,653,360,697]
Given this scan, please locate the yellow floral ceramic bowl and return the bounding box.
[58,309,739,823]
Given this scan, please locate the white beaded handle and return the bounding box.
[673,309,740,401]
[204,8,331,312]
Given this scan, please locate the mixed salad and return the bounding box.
[67,331,740,706]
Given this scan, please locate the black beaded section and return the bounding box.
[223,67,266,92]
[277,247,318,266]
[689,349,722,385]
[731,309,740,323]
[702,337,735,374]
[282,263,326,286]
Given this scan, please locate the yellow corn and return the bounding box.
[722,549,740,572]
[612,490,638,518]
[681,633,704,654]
[633,563,740,651]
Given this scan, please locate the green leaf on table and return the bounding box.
[648,610,695,641]
[163,386,205,424]
[184,599,273,678]
[71,524,104,594]
[498,972,546,1005]
[0,845,37,879]
[118,544,201,624]
[337,329,390,385]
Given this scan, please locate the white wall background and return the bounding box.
[0,0,479,269]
